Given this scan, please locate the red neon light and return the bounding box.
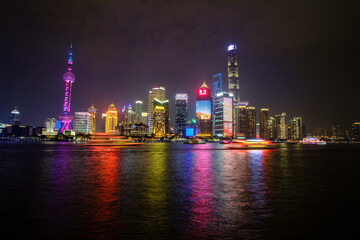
[199,89,207,96]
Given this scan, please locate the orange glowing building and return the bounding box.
[105,104,118,133]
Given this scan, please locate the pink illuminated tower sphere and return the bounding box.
[59,44,75,134]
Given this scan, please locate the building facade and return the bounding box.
[289,117,303,140]
[135,101,143,123]
[43,118,57,135]
[9,107,21,126]
[88,105,97,134]
[275,112,287,140]
[153,105,165,138]
[196,82,212,137]
[105,104,118,133]
[246,107,256,139]
[74,112,91,134]
[268,117,276,140]
[213,92,233,138]
[260,108,269,139]
[175,93,188,136]
[141,112,148,125]
[148,87,166,134]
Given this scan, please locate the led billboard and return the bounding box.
[196,100,211,120]
[223,97,232,122]
[224,122,233,137]
[185,127,195,137]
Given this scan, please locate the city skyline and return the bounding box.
[1,1,358,130]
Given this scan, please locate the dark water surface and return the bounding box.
[0,143,359,239]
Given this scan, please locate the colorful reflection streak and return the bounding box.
[141,144,169,236]
[84,146,122,238]
[187,144,216,237]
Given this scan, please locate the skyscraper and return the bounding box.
[43,118,57,135]
[88,105,97,134]
[213,73,222,98]
[260,108,269,139]
[227,43,240,103]
[153,105,165,138]
[9,107,21,126]
[153,98,169,135]
[127,105,136,123]
[351,122,360,141]
[101,113,107,132]
[141,112,148,125]
[213,92,233,138]
[228,43,240,137]
[289,117,303,140]
[59,44,75,134]
[74,112,91,134]
[196,82,212,137]
[148,87,166,134]
[331,122,340,138]
[175,93,188,136]
[275,113,287,140]
[135,101,143,123]
[236,105,256,139]
[268,117,276,140]
[246,107,256,139]
[105,104,118,133]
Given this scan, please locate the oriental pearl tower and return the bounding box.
[59,44,76,134]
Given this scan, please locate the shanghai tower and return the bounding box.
[227,43,240,103]
[59,44,76,134]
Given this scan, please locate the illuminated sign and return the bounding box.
[223,97,232,122]
[228,44,236,51]
[224,122,233,137]
[185,127,195,137]
[176,93,188,99]
[198,89,208,96]
[196,100,211,120]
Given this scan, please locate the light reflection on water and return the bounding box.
[0,143,356,239]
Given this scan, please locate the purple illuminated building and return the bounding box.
[59,44,76,134]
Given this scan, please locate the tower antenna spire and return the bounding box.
[68,43,73,71]
[59,43,76,134]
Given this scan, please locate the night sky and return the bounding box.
[1,0,358,130]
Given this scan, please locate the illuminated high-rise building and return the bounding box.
[135,101,143,123]
[213,92,233,138]
[331,122,340,138]
[9,107,21,126]
[260,108,269,139]
[101,113,107,132]
[227,43,240,137]
[227,43,240,102]
[275,112,287,140]
[59,44,75,134]
[352,122,360,141]
[246,107,256,139]
[153,105,165,138]
[148,87,166,134]
[141,112,149,125]
[213,73,222,98]
[196,82,212,137]
[153,98,169,135]
[127,105,136,123]
[237,105,256,139]
[289,117,303,140]
[268,117,276,140]
[105,104,118,133]
[74,112,91,134]
[43,118,57,135]
[88,105,97,134]
[175,93,188,136]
